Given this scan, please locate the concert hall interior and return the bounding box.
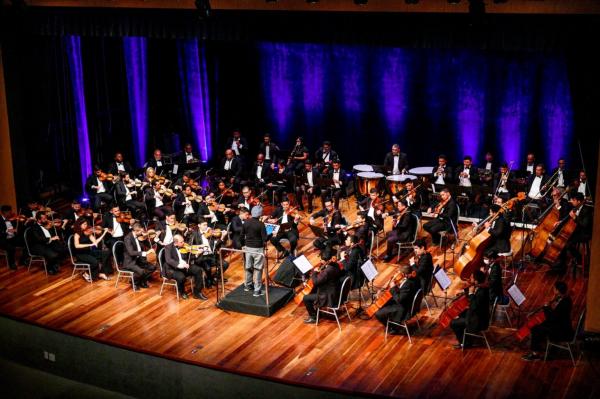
[2,1,600,398]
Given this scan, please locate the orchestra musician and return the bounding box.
[484,252,509,306]
[483,203,512,258]
[552,158,571,191]
[295,160,321,213]
[359,188,385,233]
[108,152,134,176]
[450,270,490,349]
[431,155,453,186]
[409,239,434,292]
[394,179,423,215]
[123,223,157,289]
[573,170,592,199]
[72,218,111,282]
[302,252,343,324]
[258,133,280,166]
[267,159,292,206]
[374,265,419,334]
[522,281,573,361]
[85,165,114,211]
[345,212,370,245]
[221,149,242,188]
[229,207,249,249]
[178,143,200,165]
[250,154,272,195]
[383,144,408,175]
[287,136,310,174]
[226,129,249,164]
[146,149,166,175]
[314,141,338,173]
[189,218,228,288]
[155,213,178,248]
[234,186,258,212]
[28,212,68,275]
[102,204,133,250]
[173,185,199,224]
[455,155,478,188]
[526,164,550,201]
[423,188,458,246]
[62,200,84,228]
[553,192,593,275]
[320,159,347,210]
[267,198,301,259]
[479,152,496,187]
[493,163,514,200]
[143,167,157,185]
[310,199,347,254]
[164,234,207,300]
[0,205,26,270]
[383,200,416,262]
[340,234,366,290]
[242,206,268,297]
[523,152,536,176]
[144,180,174,220]
[115,173,146,219]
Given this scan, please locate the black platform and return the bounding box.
[217,284,295,317]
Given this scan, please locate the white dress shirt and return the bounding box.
[224,159,232,171]
[116,162,125,172]
[265,146,270,160]
[154,190,164,207]
[393,156,400,175]
[528,176,543,199]
[333,170,341,188]
[4,218,15,239]
[112,217,124,238]
[256,164,263,179]
[96,177,106,194]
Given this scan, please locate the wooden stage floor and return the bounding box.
[0,198,597,398]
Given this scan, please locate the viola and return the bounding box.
[293,259,336,305]
[366,272,405,318]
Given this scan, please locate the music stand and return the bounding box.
[431,265,452,309]
[507,283,527,326]
[357,258,379,319]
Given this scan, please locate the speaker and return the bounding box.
[273,257,301,288]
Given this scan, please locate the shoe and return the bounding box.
[99,273,111,281]
[9,264,17,271]
[253,290,265,297]
[140,281,149,289]
[383,255,394,262]
[244,285,254,292]
[181,293,189,300]
[388,328,402,335]
[521,352,540,361]
[193,292,208,300]
[452,343,463,349]
[205,279,214,288]
[82,273,92,283]
[303,317,317,324]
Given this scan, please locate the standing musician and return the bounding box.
[522,281,573,361]
[144,180,174,220]
[479,152,496,187]
[339,234,366,290]
[314,141,339,173]
[250,154,272,195]
[123,223,157,289]
[374,265,419,334]
[523,152,536,176]
[295,160,321,213]
[431,155,453,186]
[493,163,514,200]
[573,170,592,199]
[267,198,301,259]
[108,152,134,176]
[164,234,207,300]
[483,203,512,258]
[146,149,166,175]
[242,206,268,296]
[423,188,458,246]
[102,204,132,250]
[552,158,571,191]
[553,192,593,275]
[229,207,250,249]
[287,136,310,174]
[173,185,199,224]
[0,205,26,270]
[226,129,249,165]
[383,200,416,262]
[383,144,408,175]
[409,239,434,292]
[302,252,343,324]
[28,212,68,275]
[321,159,347,210]
[72,218,111,282]
[178,143,200,165]
[450,270,490,349]
[526,164,550,201]
[85,166,114,211]
[220,149,242,188]
[267,159,293,206]
[359,188,385,233]
[455,155,478,188]
[115,173,146,219]
[310,199,347,254]
[258,133,280,166]
[484,252,509,306]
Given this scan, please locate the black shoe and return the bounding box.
[452,343,463,349]
[140,281,149,288]
[253,290,265,297]
[193,292,208,300]
[308,208,313,214]
[205,279,214,288]
[304,317,317,324]
[388,328,402,335]
[521,352,540,361]
[383,255,394,262]
[244,285,254,292]
[181,293,189,300]
[48,269,58,275]
[9,264,17,270]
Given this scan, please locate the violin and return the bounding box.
[433,197,450,215]
[84,225,105,236]
[158,186,176,197]
[98,172,116,182]
[77,208,95,218]
[6,212,28,223]
[115,212,133,224]
[139,229,157,241]
[187,179,201,191]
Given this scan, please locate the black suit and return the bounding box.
[268,206,299,255]
[385,212,416,258]
[342,245,366,290]
[314,148,339,170]
[321,168,347,209]
[451,286,490,345]
[250,162,272,191]
[229,215,245,249]
[552,167,571,189]
[413,252,434,293]
[268,166,293,205]
[531,296,574,351]
[0,215,25,268]
[122,232,156,284]
[311,209,346,253]
[296,167,322,211]
[102,213,130,250]
[303,262,342,317]
[423,198,458,244]
[258,142,280,165]
[163,243,204,295]
[143,187,172,219]
[146,158,167,175]
[383,152,408,174]
[220,157,242,183]
[558,204,593,272]
[226,137,249,159]
[455,165,479,187]
[526,174,550,198]
[85,174,114,211]
[26,224,67,272]
[359,197,384,232]
[108,161,134,176]
[431,165,453,186]
[375,277,418,325]
[114,181,146,216]
[485,214,512,256]
[492,171,514,199]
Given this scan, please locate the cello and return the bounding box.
[365,271,405,318]
[453,193,524,280]
[541,211,578,265]
[528,188,571,258]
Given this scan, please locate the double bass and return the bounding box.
[453,193,524,280]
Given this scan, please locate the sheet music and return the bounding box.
[508,284,526,307]
[360,260,378,282]
[172,164,179,175]
[434,268,451,291]
[293,255,313,274]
